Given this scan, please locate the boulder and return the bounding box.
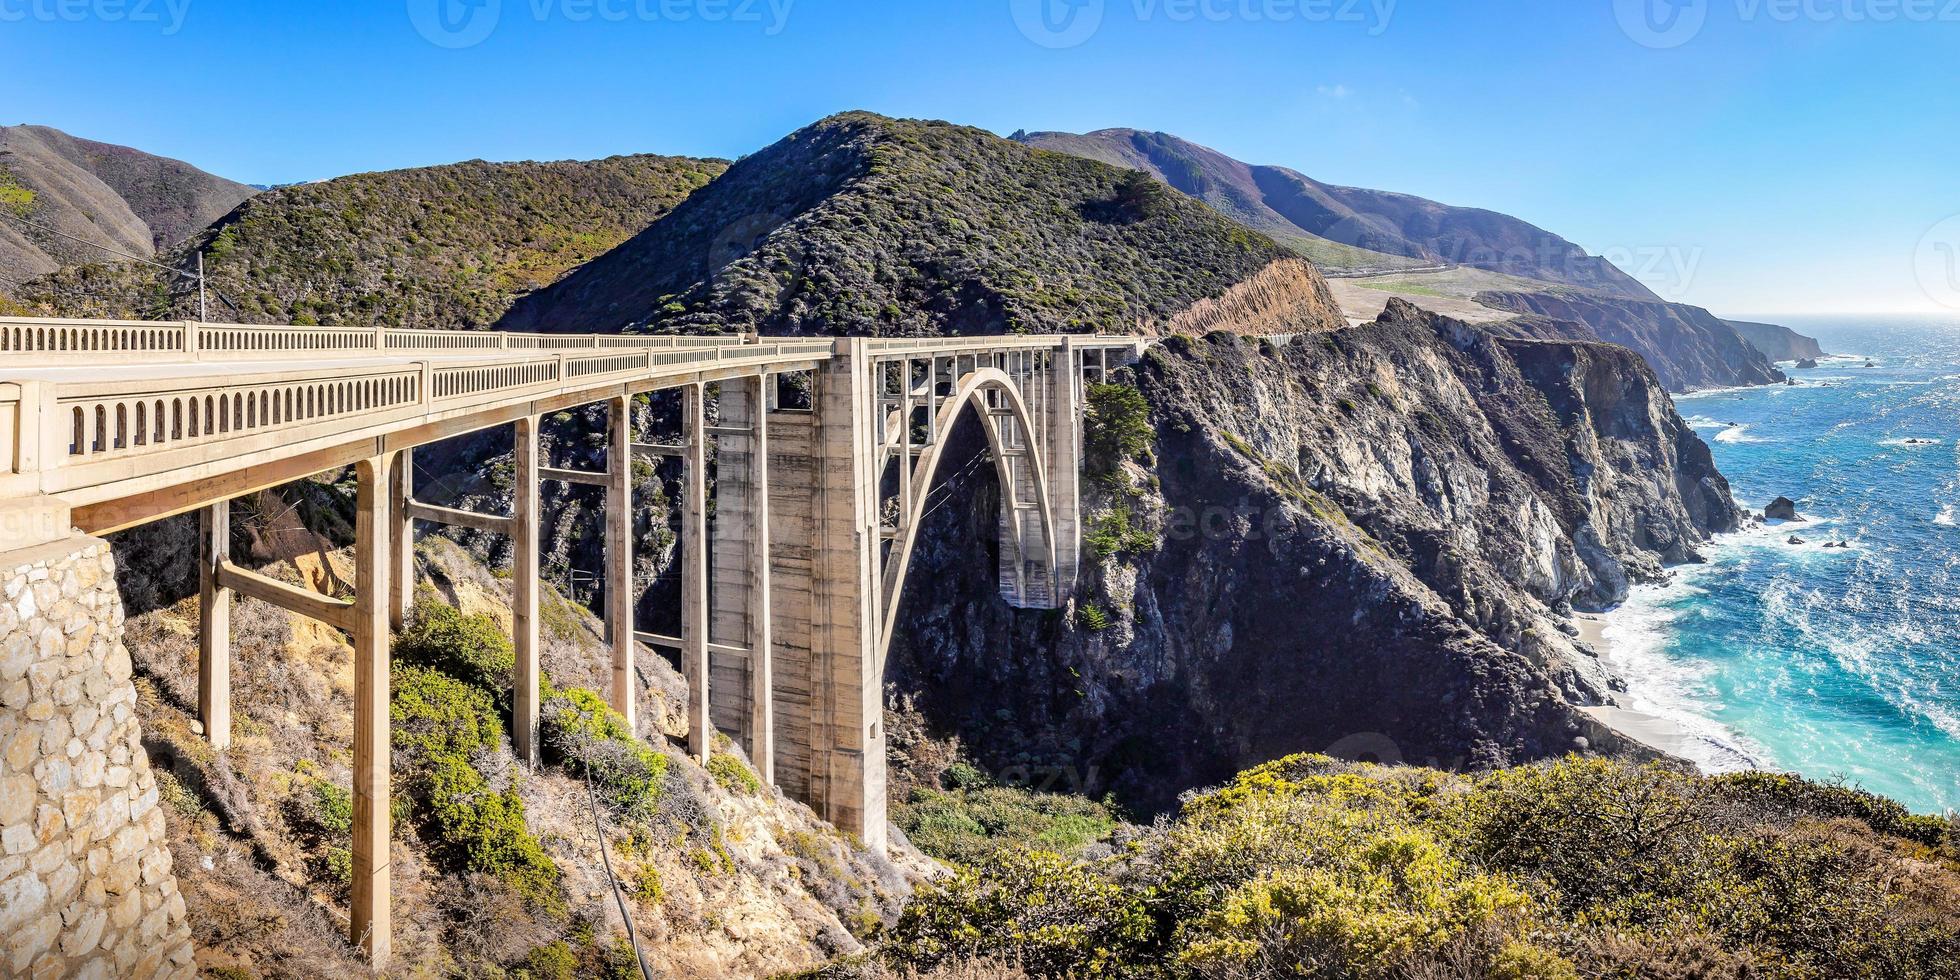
[1765,497,1803,521]
[1796,357,1819,369]
[1787,536,1806,545]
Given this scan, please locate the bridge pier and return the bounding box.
[198,501,231,750]
[607,396,637,730]
[349,453,393,967]
[709,374,775,783]
[513,415,541,767]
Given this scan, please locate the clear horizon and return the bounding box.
[5,0,1958,316]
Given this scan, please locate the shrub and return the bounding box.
[895,786,1119,867]
[709,752,763,796]
[391,665,559,906]
[1083,506,1154,559]
[1076,604,1112,632]
[888,849,1149,976]
[1084,382,1153,476]
[393,589,515,698]
[540,686,669,818]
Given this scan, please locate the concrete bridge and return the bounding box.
[0,316,1142,968]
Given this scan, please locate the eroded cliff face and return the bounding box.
[1476,290,1785,392]
[886,300,1738,813]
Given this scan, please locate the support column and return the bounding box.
[681,383,710,764]
[608,395,636,728]
[1048,339,1084,596]
[748,377,775,784]
[389,448,414,629]
[809,339,886,851]
[350,454,394,967]
[513,416,541,767]
[711,374,776,782]
[198,500,231,750]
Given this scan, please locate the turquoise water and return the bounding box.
[1599,314,1960,815]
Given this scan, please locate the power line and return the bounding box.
[0,210,197,279]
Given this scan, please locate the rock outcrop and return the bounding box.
[885,300,1737,813]
[1476,290,1785,392]
[1728,319,1827,362]
[1766,496,1804,521]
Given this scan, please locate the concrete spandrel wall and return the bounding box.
[0,536,194,979]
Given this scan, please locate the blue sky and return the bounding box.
[4,0,1956,314]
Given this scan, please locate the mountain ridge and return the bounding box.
[0,124,257,281]
[1015,127,1660,298]
[501,113,1341,337]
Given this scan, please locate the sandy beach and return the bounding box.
[1572,612,1697,758]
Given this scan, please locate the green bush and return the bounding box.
[390,665,559,906]
[888,849,1149,976]
[540,686,669,818]
[893,785,1118,867]
[1076,604,1112,632]
[1083,506,1155,559]
[884,755,1960,980]
[708,752,763,796]
[1085,382,1153,476]
[393,589,516,698]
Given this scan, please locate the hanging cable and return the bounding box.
[582,768,655,980]
[0,210,198,279]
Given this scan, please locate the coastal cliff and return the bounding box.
[886,299,1739,812]
[1727,318,1827,361]
[1476,290,1786,391]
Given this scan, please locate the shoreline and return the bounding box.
[1572,612,1700,759]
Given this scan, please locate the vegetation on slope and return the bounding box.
[879,754,1960,980]
[502,112,1308,337]
[17,154,725,327]
[115,529,913,978]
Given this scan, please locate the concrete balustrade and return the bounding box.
[0,317,1144,970]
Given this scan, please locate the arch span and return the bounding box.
[874,365,1058,673]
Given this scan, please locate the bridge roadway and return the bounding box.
[0,316,1142,966]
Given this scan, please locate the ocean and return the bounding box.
[1598,314,1960,815]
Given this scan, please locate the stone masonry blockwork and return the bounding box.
[0,536,194,979]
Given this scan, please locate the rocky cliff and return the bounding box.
[886,300,1738,813]
[1476,289,1786,391]
[1727,318,1826,362]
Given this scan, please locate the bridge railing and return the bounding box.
[0,317,745,364]
[9,338,834,497]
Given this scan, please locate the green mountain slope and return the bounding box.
[16,154,726,328]
[1016,128,1660,298]
[0,124,257,281]
[501,113,1322,337]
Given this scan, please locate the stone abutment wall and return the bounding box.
[0,536,194,978]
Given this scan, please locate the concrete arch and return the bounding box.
[875,365,1057,672]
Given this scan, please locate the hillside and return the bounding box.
[1479,289,1786,391]
[1729,318,1828,361]
[108,514,921,978]
[500,113,1328,337]
[15,154,726,327]
[0,124,257,281]
[1016,128,1658,298]
[885,301,1740,814]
